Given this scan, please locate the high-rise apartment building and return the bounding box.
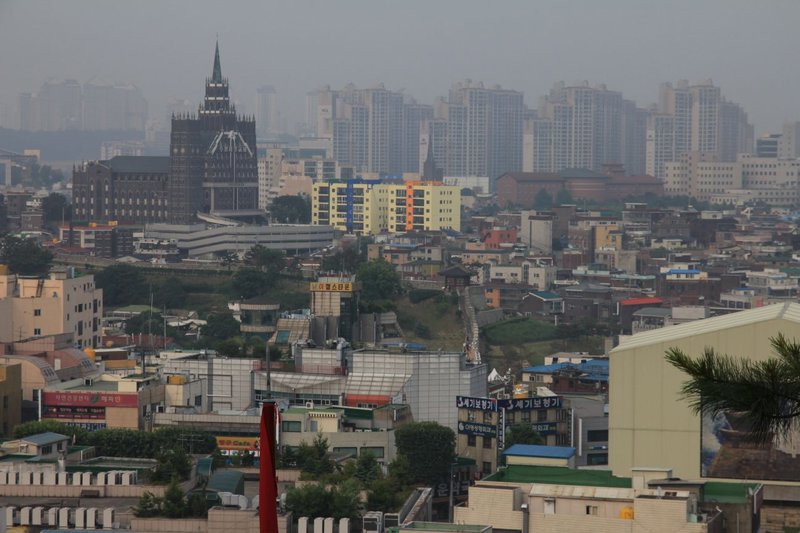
[526,82,624,174]
[314,85,430,176]
[779,122,800,160]
[168,42,258,222]
[311,179,460,235]
[439,81,524,182]
[646,80,752,178]
[19,79,147,132]
[255,85,279,137]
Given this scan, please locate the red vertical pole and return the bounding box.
[260,403,279,532]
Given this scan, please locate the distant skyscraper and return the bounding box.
[646,80,752,178]
[528,82,624,174]
[18,79,146,132]
[168,41,258,222]
[425,81,523,182]
[315,84,430,175]
[256,85,279,137]
[779,122,800,159]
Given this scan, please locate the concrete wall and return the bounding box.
[454,484,525,531]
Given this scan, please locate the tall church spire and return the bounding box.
[212,40,222,82]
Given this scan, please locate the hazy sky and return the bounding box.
[2,0,799,133]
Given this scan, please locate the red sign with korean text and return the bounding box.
[42,391,139,408]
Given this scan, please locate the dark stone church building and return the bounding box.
[72,42,259,225]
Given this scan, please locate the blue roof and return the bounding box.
[22,432,68,446]
[504,444,576,459]
[522,360,609,381]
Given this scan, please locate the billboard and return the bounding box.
[43,391,139,408]
[310,281,354,292]
[701,410,800,481]
[456,396,497,412]
[499,396,562,411]
[216,436,260,452]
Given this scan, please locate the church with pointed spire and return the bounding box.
[168,41,259,223]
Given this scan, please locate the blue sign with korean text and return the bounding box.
[530,422,559,436]
[458,421,497,437]
[456,396,498,412]
[498,396,563,411]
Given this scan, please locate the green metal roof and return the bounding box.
[207,469,245,494]
[484,465,632,488]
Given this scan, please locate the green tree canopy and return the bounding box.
[244,245,286,273]
[95,264,147,307]
[555,187,573,206]
[533,188,553,211]
[357,259,402,305]
[13,419,87,441]
[270,195,311,224]
[666,333,800,443]
[285,480,360,521]
[153,277,188,310]
[151,447,192,483]
[504,424,544,450]
[321,245,364,274]
[394,421,455,485]
[354,450,381,487]
[41,192,70,226]
[296,434,333,477]
[203,312,240,342]
[0,235,53,276]
[231,267,275,298]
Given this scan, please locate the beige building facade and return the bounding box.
[610,303,800,483]
[0,267,103,348]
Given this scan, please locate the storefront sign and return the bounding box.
[498,396,562,411]
[43,391,139,408]
[456,396,497,412]
[530,422,559,436]
[457,421,496,437]
[216,436,260,452]
[310,282,353,292]
[65,422,107,431]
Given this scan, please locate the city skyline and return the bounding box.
[2,0,800,134]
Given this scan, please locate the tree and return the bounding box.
[504,424,544,449]
[203,312,240,342]
[357,260,402,304]
[296,434,333,477]
[13,419,87,442]
[666,334,800,442]
[216,337,245,357]
[95,264,147,306]
[533,188,553,211]
[244,245,285,273]
[154,277,188,310]
[354,450,381,486]
[0,235,53,276]
[394,422,455,485]
[285,483,332,519]
[162,478,188,518]
[270,195,311,224]
[367,477,403,513]
[41,192,70,226]
[231,267,275,297]
[133,491,163,518]
[555,187,573,206]
[151,447,192,483]
[321,245,364,274]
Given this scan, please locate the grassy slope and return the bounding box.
[394,294,465,352]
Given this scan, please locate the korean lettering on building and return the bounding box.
[498,396,562,411]
[457,421,497,437]
[456,396,498,412]
[530,422,559,436]
[310,282,353,292]
[42,391,139,408]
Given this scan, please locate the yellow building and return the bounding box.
[0,266,103,348]
[312,179,460,235]
[610,302,800,484]
[0,363,22,436]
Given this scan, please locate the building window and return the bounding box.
[585,505,598,515]
[194,395,202,407]
[467,434,477,447]
[482,411,493,423]
[40,445,53,455]
[482,436,493,449]
[280,421,301,432]
[467,410,477,422]
[538,410,548,422]
[34,309,41,316]
[33,328,41,336]
[587,429,608,442]
[361,446,385,459]
[482,461,492,475]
